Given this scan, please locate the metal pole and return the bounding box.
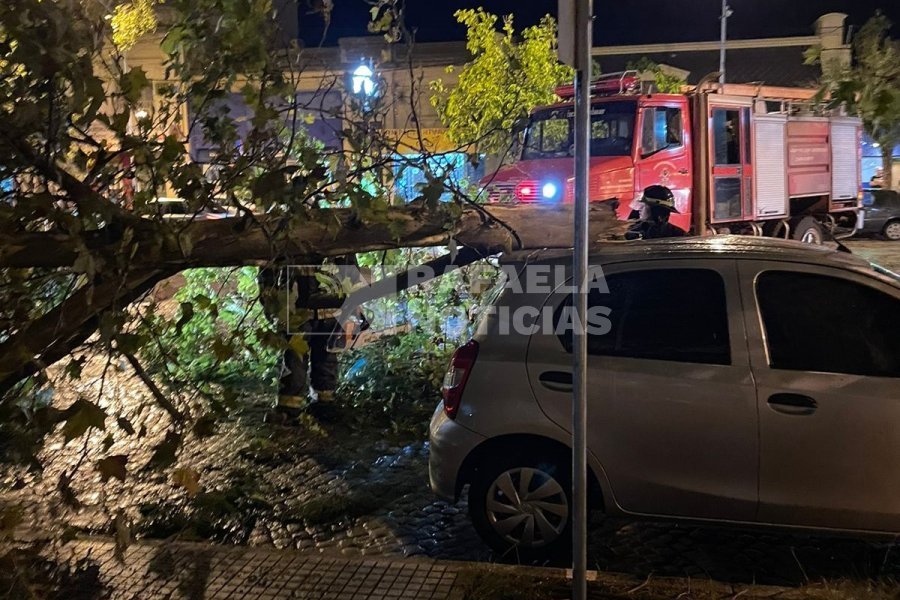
[718,0,728,84]
[572,0,591,599]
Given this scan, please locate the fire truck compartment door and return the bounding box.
[753,115,789,219]
[830,118,861,209]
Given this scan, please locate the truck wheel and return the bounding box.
[792,217,824,245]
[883,221,900,241]
[468,451,572,562]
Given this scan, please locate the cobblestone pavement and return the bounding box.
[2,237,899,595]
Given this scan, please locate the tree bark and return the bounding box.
[0,203,624,395]
[0,269,174,395]
[0,204,623,269]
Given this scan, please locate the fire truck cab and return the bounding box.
[482,72,862,242]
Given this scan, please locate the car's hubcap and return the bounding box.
[886,223,900,240]
[801,227,822,244]
[485,467,569,548]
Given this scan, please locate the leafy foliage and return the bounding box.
[0,0,499,556]
[337,248,500,435]
[808,12,900,189]
[628,57,687,94]
[111,0,159,51]
[430,9,573,156]
[140,267,280,386]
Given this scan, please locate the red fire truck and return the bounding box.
[481,72,862,243]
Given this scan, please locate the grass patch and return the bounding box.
[454,566,566,600]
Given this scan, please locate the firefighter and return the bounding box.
[258,265,341,422]
[625,185,686,240]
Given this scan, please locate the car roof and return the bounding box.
[503,235,872,270]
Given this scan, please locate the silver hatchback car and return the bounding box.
[429,237,900,559]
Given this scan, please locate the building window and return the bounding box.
[392,153,483,203]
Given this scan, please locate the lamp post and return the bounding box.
[718,0,733,84]
[351,64,377,98]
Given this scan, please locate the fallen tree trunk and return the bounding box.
[0,204,623,269]
[0,269,176,395]
[0,203,624,395]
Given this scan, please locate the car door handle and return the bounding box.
[767,393,817,416]
[677,168,689,175]
[539,371,573,393]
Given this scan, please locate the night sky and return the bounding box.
[298,0,900,47]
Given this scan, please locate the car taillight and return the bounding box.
[441,340,479,419]
[514,180,539,202]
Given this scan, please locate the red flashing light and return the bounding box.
[514,180,539,202]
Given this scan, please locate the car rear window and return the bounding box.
[756,271,900,378]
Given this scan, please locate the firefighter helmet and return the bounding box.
[640,185,679,213]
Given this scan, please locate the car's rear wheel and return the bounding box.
[468,451,572,561]
[792,216,824,245]
[883,220,900,241]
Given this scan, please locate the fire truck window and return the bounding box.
[641,107,682,155]
[524,102,637,159]
[591,120,610,139]
[713,177,742,221]
[712,109,741,165]
[756,271,900,377]
[523,115,571,158]
[556,269,731,365]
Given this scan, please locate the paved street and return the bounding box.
[844,238,900,272]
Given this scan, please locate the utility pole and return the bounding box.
[558,1,592,599]
[718,0,732,84]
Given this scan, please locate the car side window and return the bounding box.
[756,271,900,378]
[556,268,731,365]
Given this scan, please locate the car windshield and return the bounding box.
[522,101,637,159]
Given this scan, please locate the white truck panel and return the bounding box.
[830,119,860,202]
[753,114,788,219]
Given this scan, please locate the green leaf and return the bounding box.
[61,399,107,443]
[172,467,201,496]
[117,417,136,436]
[146,431,182,470]
[212,338,234,362]
[288,335,309,356]
[192,414,218,438]
[176,302,194,333]
[97,455,128,482]
[115,332,144,355]
[64,357,86,380]
[0,506,23,539]
[120,67,150,104]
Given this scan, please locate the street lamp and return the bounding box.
[718,0,734,84]
[351,64,377,97]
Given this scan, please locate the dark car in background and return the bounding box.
[860,189,900,241]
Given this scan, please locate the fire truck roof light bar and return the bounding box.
[555,70,641,99]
